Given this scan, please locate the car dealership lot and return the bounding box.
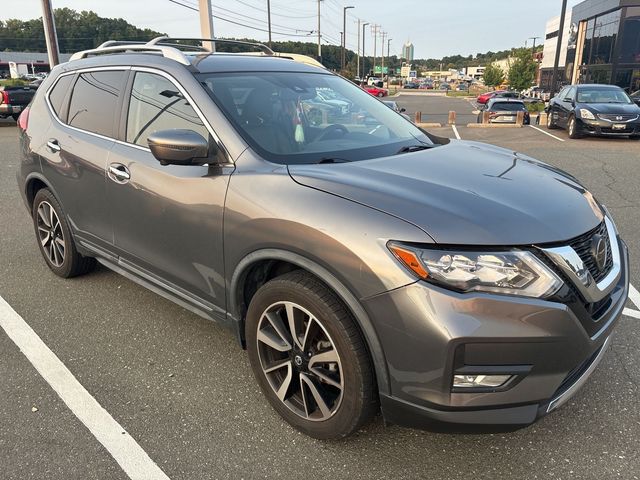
[1,107,640,480]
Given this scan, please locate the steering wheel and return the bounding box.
[312,124,349,143]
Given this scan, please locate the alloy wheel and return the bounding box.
[569,118,575,136]
[36,201,65,267]
[256,301,343,421]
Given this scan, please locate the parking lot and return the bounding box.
[1,91,640,480]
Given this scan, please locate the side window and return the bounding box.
[126,72,209,147]
[48,74,74,120]
[564,87,576,101]
[67,70,126,137]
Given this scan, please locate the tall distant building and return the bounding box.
[402,42,414,62]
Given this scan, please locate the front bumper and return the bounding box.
[365,237,629,429]
[577,117,640,136]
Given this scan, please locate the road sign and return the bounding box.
[374,66,389,74]
[409,70,417,78]
[400,65,411,78]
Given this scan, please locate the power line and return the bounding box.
[235,0,316,19]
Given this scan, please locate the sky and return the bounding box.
[1,0,585,59]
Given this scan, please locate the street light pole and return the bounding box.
[381,31,387,83]
[40,0,60,67]
[371,24,380,78]
[387,37,392,88]
[361,22,369,79]
[342,6,354,70]
[551,0,568,94]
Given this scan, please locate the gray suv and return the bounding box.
[17,38,629,439]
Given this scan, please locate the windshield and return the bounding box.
[576,88,632,104]
[490,102,526,111]
[197,72,431,164]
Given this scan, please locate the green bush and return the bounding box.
[526,102,546,113]
[0,79,29,87]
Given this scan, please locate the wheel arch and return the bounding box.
[229,248,391,395]
[24,173,59,211]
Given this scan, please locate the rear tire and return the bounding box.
[32,189,96,278]
[245,271,377,439]
[547,111,558,129]
[12,113,20,122]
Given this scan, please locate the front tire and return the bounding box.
[567,115,582,139]
[245,271,377,439]
[32,189,96,277]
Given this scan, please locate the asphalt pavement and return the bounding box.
[1,102,640,480]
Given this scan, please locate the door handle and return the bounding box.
[108,164,131,183]
[46,139,61,153]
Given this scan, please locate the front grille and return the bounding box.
[598,113,638,122]
[567,222,613,283]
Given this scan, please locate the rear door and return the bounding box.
[106,69,232,317]
[40,68,128,251]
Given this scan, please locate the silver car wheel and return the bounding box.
[36,201,65,267]
[256,301,344,421]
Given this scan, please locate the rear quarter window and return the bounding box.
[48,75,74,121]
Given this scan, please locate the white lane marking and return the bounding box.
[623,308,640,319]
[528,124,565,142]
[0,296,171,480]
[451,124,461,140]
[628,283,640,310]
[368,125,382,134]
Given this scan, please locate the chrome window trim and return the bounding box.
[44,65,231,160]
[541,216,621,303]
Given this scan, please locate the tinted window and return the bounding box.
[48,74,73,120]
[576,87,632,104]
[126,72,209,147]
[68,71,126,137]
[490,102,526,111]
[564,87,576,100]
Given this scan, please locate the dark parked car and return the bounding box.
[547,84,640,139]
[403,82,420,89]
[17,38,629,440]
[630,90,640,107]
[478,98,530,124]
[0,85,36,121]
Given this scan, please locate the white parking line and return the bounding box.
[451,124,461,140]
[623,308,640,319]
[623,284,640,319]
[0,296,171,480]
[528,125,565,142]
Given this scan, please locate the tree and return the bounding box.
[508,48,537,91]
[483,64,504,87]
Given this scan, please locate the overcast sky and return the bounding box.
[2,0,584,59]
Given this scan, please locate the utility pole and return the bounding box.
[198,0,215,52]
[361,22,369,79]
[267,0,272,48]
[342,6,354,70]
[529,36,540,54]
[387,37,392,88]
[381,31,387,82]
[40,0,60,67]
[551,0,568,94]
[371,24,380,78]
[356,19,361,79]
[317,0,322,63]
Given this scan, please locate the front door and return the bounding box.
[106,70,232,317]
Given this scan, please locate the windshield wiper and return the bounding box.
[316,157,351,164]
[396,144,435,154]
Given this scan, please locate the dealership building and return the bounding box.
[540,0,640,92]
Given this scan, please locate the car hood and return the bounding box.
[288,141,603,245]
[577,102,640,115]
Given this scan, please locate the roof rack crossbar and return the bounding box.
[97,40,147,48]
[69,44,190,65]
[146,36,275,56]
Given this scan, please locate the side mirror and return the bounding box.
[147,129,210,166]
[400,107,406,113]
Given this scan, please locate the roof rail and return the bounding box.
[68,44,191,65]
[147,36,275,56]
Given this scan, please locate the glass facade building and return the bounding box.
[541,1,640,93]
[573,2,640,92]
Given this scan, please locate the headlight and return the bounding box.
[579,108,596,120]
[388,243,562,298]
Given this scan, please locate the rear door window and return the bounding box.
[67,70,127,138]
[126,71,209,147]
[48,74,74,120]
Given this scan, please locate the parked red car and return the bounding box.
[477,90,506,104]
[365,85,388,97]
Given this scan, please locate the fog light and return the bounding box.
[453,374,512,389]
